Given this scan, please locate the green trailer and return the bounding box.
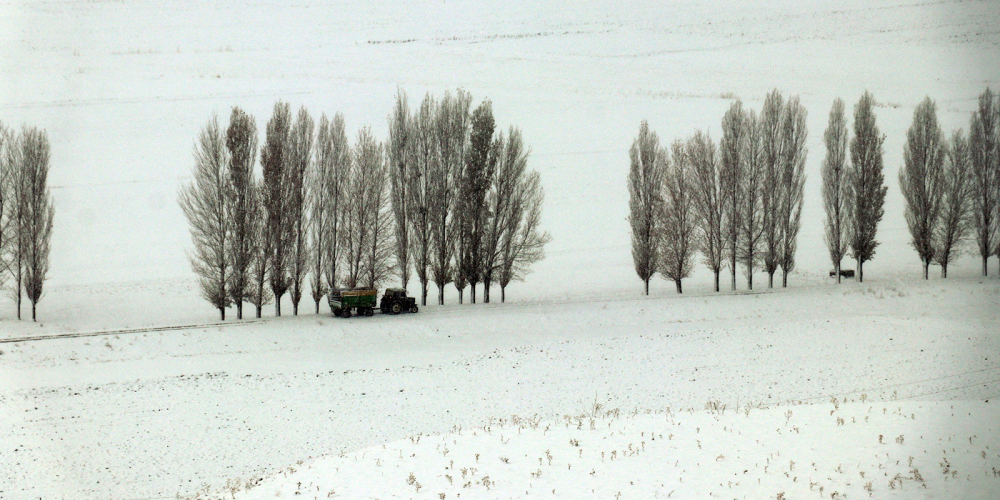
[329,288,378,318]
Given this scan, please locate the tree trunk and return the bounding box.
[255,304,262,319]
[237,303,243,320]
[315,300,320,315]
[438,284,444,305]
[730,263,737,291]
[835,261,841,284]
[501,286,506,303]
[471,283,477,303]
[942,263,948,278]
[782,270,787,288]
[923,260,929,280]
[484,280,491,303]
[714,271,720,293]
[458,288,464,304]
[17,292,21,320]
[644,278,649,296]
[768,271,774,289]
[747,271,753,291]
[675,279,682,294]
[983,255,988,277]
[275,299,281,317]
[32,302,36,322]
[421,280,428,306]
[858,258,864,283]
[293,302,298,315]
[219,307,225,321]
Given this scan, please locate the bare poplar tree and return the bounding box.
[225,107,257,319]
[778,97,807,287]
[408,94,437,305]
[760,90,784,288]
[689,130,724,292]
[308,114,343,313]
[19,128,55,322]
[180,116,232,320]
[287,107,314,315]
[969,88,997,276]
[0,124,10,299]
[498,170,551,302]
[341,137,366,289]
[387,90,411,290]
[356,128,394,288]
[261,102,292,316]
[821,98,850,283]
[484,128,531,303]
[4,129,26,318]
[900,97,945,280]
[248,180,270,318]
[659,140,697,293]
[322,114,351,299]
[460,100,497,303]
[935,129,972,278]
[719,101,745,291]
[848,91,888,282]
[738,109,765,290]
[628,120,665,295]
[429,91,466,304]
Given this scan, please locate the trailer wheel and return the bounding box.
[391,303,402,315]
[409,305,419,314]
[341,308,351,318]
[364,308,374,317]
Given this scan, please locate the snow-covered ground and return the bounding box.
[2,0,1000,498]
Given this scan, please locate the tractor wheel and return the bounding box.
[409,305,419,314]
[332,308,342,317]
[341,308,352,318]
[391,303,402,315]
[364,308,374,317]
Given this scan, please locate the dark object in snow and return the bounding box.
[829,269,855,278]
[380,288,419,315]
[330,288,378,318]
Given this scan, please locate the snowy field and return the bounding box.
[2,0,1000,498]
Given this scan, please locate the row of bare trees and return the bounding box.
[820,92,889,283]
[630,90,808,294]
[386,90,550,306]
[0,123,55,321]
[898,88,1000,279]
[181,92,550,319]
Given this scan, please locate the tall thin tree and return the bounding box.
[322,114,351,300]
[388,90,412,290]
[822,99,850,283]
[935,129,972,278]
[20,127,55,322]
[498,170,550,302]
[719,101,745,291]
[225,107,257,319]
[738,109,765,290]
[5,129,26,318]
[461,100,497,303]
[179,116,232,320]
[248,180,270,318]
[689,130,724,292]
[760,90,785,287]
[408,94,437,305]
[969,88,997,276]
[659,140,697,293]
[429,91,468,304]
[848,91,888,283]
[778,96,807,287]
[287,107,314,315]
[628,120,665,295]
[899,97,945,280]
[261,102,292,315]
[356,128,394,288]
[0,123,10,301]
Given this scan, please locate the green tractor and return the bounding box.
[329,288,378,318]
[329,287,418,318]
[379,288,418,315]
